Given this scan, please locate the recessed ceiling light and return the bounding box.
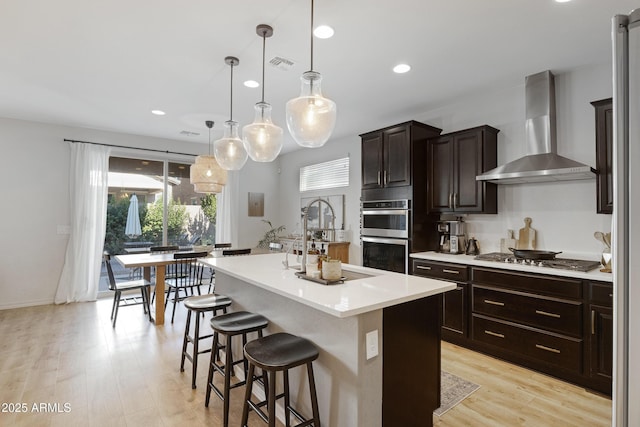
[314,25,334,39]
[151,110,166,116]
[393,64,411,74]
[244,80,260,88]
[555,0,571,2]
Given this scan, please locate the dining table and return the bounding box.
[114,247,268,325]
[114,252,183,325]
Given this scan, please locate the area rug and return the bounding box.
[434,371,481,417]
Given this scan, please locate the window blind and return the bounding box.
[299,157,349,192]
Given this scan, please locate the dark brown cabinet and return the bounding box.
[411,258,613,395]
[360,121,442,191]
[591,98,613,214]
[587,281,613,394]
[427,125,499,214]
[412,259,469,341]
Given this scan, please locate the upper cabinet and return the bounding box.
[360,121,442,191]
[427,125,499,214]
[591,98,613,214]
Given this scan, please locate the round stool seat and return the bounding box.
[210,311,269,335]
[184,293,232,311]
[244,332,319,370]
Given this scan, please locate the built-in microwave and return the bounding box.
[360,199,410,239]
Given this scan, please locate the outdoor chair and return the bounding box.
[103,252,152,327]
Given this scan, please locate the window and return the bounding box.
[299,157,349,192]
[100,156,217,293]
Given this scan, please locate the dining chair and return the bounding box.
[103,252,152,327]
[149,245,180,304]
[165,251,209,323]
[222,248,252,256]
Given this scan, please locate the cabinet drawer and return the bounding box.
[589,281,613,306]
[472,286,583,337]
[471,267,582,299]
[412,259,468,282]
[472,314,582,373]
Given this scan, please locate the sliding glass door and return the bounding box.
[99,155,217,293]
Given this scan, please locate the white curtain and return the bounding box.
[216,171,239,246]
[55,143,111,303]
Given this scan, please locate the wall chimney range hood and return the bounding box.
[476,70,596,184]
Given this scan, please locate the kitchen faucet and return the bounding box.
[282,233,302,270]
[299,198,336,273]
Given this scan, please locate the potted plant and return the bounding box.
[257,220,285,249]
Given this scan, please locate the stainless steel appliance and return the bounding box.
[360,199,409,239]
[361,199,410,273]
[361,236,408,274]
[474,252,601,272]
[437,220,466,254]
[612,10,640,423]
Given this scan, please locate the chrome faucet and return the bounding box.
[300,198,336,273]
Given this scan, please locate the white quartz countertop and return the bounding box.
[200,253,456,318]
[411,251,613,282]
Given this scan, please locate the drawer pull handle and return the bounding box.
[484,299,504,306]
[484,330,505,338]
[443,269,460,274]
[416,265,432,270]
[535,344,561,354]
[535,310,561,319]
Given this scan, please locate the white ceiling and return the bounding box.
[0,0,637,154]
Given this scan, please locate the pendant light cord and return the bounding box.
[229,62,234,122]
[261,31,266,103]
[310,0,314,71]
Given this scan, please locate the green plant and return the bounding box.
[257,220,285,249]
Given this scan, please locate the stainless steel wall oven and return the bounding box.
[361,199,410,273]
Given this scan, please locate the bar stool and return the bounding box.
[205,311,269,427]
[241,332,321,427]
[181,293,233,389]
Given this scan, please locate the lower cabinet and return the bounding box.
[587,281,613,394]
[412,259,469,343]
[411,259,613,395]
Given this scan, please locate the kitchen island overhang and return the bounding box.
[200,253,455,427]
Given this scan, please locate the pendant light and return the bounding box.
[190,120,227,193]
[285,0,336,148]
[214,56,248,170]
[242,24,284,162]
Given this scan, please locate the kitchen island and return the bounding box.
[200,253,455,427]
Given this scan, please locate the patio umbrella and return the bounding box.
[125,194,142,238]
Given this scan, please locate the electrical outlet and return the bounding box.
[365,330,379,360]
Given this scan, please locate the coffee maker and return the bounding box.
[437,220,467,254]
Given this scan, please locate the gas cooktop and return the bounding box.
[474,252,602,272]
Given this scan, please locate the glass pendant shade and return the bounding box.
[214,120,248,170]
[242,102,283,162]
[286,70,337,148]
[190,155,227,194]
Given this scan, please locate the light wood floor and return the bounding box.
[0,297,611,426]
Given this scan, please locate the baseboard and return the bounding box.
[0,298,54,310]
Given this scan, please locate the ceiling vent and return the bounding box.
[179,130,200,136]
[269,56,295,71]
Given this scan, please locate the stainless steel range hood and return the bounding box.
[476,70,596,184]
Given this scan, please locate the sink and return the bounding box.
[341,270,376,281]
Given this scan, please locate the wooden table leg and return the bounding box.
[155,265,165,325]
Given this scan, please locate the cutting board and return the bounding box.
[517,217,536,250]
